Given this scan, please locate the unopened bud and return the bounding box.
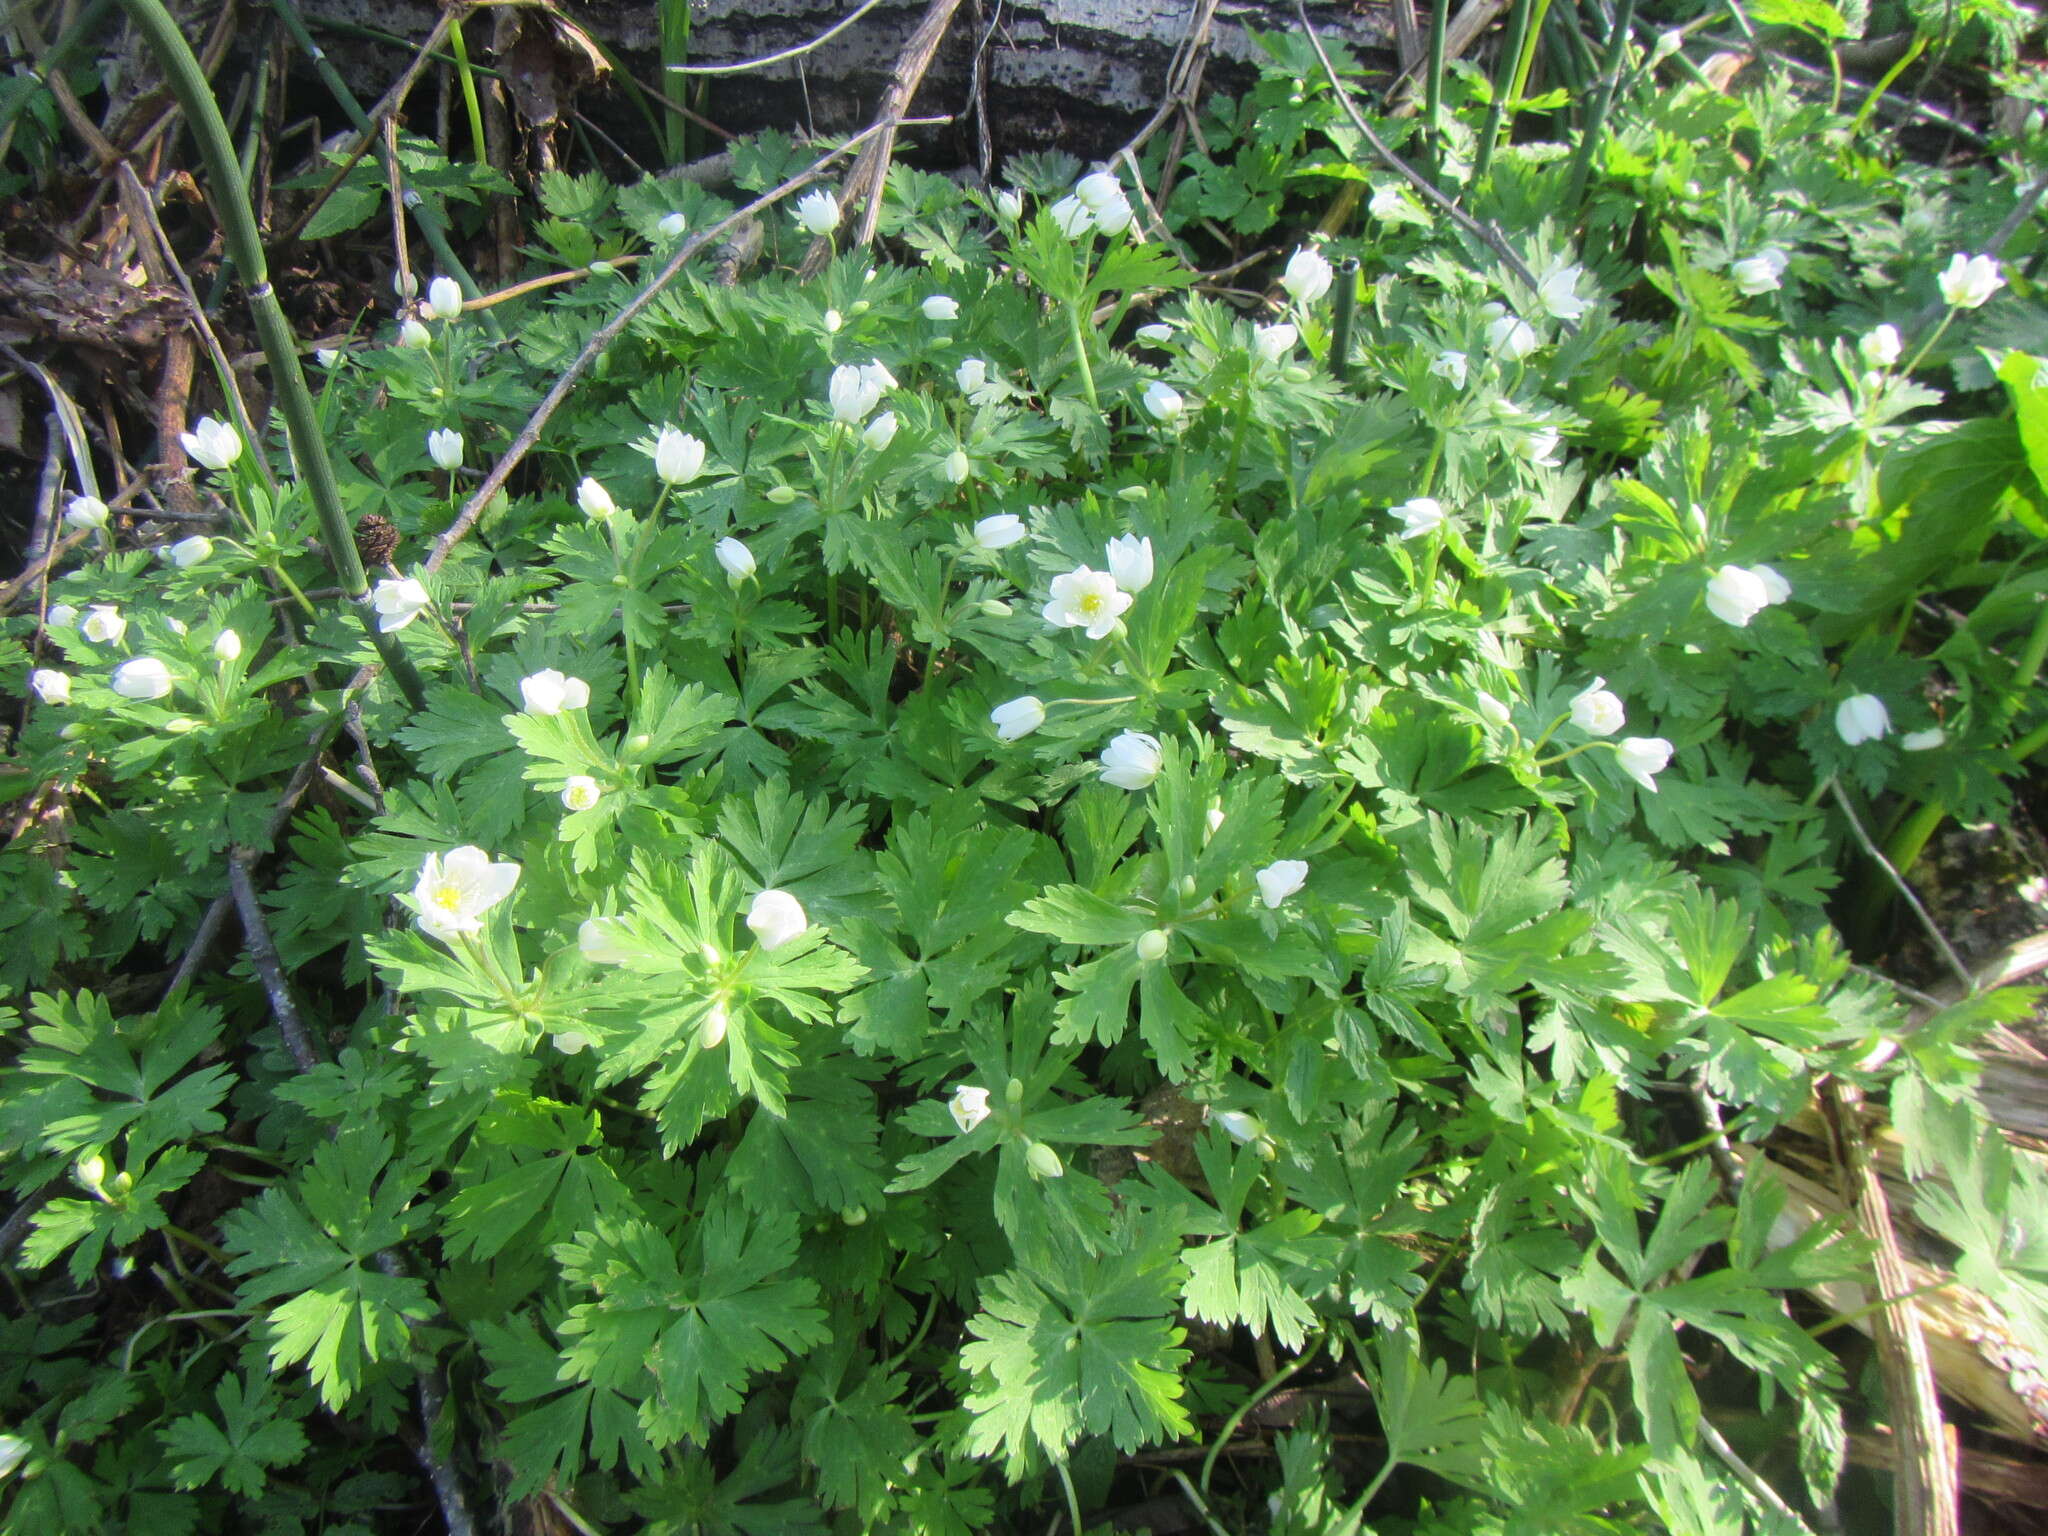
[1025,1141,1064,1179]
[1136,928,1170,961]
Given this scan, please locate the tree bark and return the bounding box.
[294,0,1395,167]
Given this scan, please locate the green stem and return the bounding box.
[445,16,489,165]
[1565,0,1638,209]
[1473,0,1538,185]
[1424,0,1450,169]
[1848,31,1926,140]
[1200,1335,1323,1497]
[1066,303,1101,411]
[119,0,427,709]
[1330,259,1360,383]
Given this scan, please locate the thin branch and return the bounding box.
[227,852,321,1072]
[1697,1414,1818,1534]
[1828,780,1974,994]
[423,119,900,574]
[1292,3,1562,321]
[669,0,885,74]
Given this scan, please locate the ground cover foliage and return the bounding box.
[5,16,2048,1535]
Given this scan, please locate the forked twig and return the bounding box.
[1827,780,1974,994]
[1292,3,1560,318]
[227,852,321,1072]
[424,120,899,572]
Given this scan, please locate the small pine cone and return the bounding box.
[354,514,400,567]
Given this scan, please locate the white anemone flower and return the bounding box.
[746,888,808,951]
[30,669,71,704]
[1859,325,1902,368]
[654,427,706,485]
[950,1084,991,1133]
[578,916,635,964]
[411,845,521,943]
[792,189,840,236]
[1570,678,1626,737]
[427,428,463,471]
[519,669,591,715]
[372,577,431,632]
[577,477,617,520]
[1042,567,1133,639]
[1255,859,1308,909]
[64,496,108,531]
[1704,565,1772,628]
[426,276,463,321]
[862,411,899,451]
[1937,253,2003,310]
[828,363,884,425]
[1430,350,1469,389]
[1752,564,1792,606]
[972,513,1028,551]
[1253,322,1297,363]
[922,294,960,321]
[715,537,756,581]
[1730,247,1789,295]
[990,696,1045,741]
[1835,694,1891,745]
[111,657,173,700]
[1106,534,1154,592]
[81,605,127,644]
[561,775,602,811]
[168,536,213,568]
[180,416,242,471]
[1141,380,1184,421]
[1484,305,1539,360]
[1099,730,1163,790]
[1280,247,1333,303]
[1049,195,1095,238]
[1391,497,1444,539]
[1615,736,1674,793]
[1537,264,1590,321]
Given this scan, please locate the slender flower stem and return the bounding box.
[114,0,427,708]
[1066,303,1101,410]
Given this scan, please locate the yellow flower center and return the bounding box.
[430,883,465,913]
[1076,590,1103,617]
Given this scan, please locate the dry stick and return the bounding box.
[226,854,321,1073]
[669,0,886,74]
[1822,1082,1961,1536]
[423,121,898,573]
[1293,2,1560,318]
[1827,780,1974,995]
[1116,0,1223,161]
[1697,1414,1818,1533]
[163,685,366,999]
[802,0,966,270]
[272,8,458,252]
[117,161,281,499]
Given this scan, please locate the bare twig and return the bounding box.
[424,120,899,573]
[1687,1070,1747,1198]
[1293,4,1560,317]
[800,0,965,270]
[117,161,279,499]
[1828,780,1974,995]
[670,0,886,74]
[1697,1414,1817,1533]
[227,852,321,1072]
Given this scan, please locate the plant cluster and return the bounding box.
[4,22,2048,1536]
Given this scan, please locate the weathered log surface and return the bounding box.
[297,0,1397,165]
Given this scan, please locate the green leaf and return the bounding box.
[555,1199,830,1447]
[159,1373,309,1497]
